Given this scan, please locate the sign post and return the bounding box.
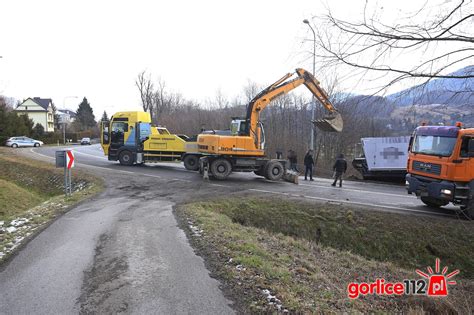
[56,150,75,195]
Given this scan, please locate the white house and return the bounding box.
[15,97,56,132]
[56,109,77,124]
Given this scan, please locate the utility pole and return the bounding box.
[62,96,78,144]
[303,19,316,151]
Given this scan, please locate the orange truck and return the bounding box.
[406,123,474,218]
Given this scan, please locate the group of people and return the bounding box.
[287,149,347,187]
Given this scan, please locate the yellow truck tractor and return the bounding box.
[100,111,201,170]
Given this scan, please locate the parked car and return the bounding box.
[6,137,44,148]
[80,137,91,145]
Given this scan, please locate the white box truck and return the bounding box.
[352,136,409,180]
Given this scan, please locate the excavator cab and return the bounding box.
[230,119,248,136]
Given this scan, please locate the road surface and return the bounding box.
[30,144,459,218]
[0,144,459,314]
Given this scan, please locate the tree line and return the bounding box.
[0,96,101,144]
[135,71,397,175]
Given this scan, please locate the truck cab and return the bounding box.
[406,123,474,218]
[100,111,201,169]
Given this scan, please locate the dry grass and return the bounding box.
[181,197,474,313]
[0,147,103,262]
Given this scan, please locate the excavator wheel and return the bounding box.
[210,158,232,180]
[264,160,284,181]
[183,154,200,171]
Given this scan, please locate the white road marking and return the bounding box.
[73,150,107,160]
[299,183,404,198]
[210,183,230,187]
[247,188,446,217]
[30,148,190,181]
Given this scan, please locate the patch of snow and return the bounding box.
[261,288,285,312]
[10,218,29,227]
[188,224,203,237]
[0,221,4,226]
[6,227,17,233]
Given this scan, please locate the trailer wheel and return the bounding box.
[420,196,449,208]
[264,160,284,181]
[119,151,134,166]
[210,158,232,180]
[183,154,200,171]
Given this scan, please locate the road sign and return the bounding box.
[55,151,66,168]
[66,150,75,169]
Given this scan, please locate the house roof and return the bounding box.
[16,97,56,111]
[32,97,55,111]
[61,109,77,117]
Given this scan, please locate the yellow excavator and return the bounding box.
[197,68,343,180]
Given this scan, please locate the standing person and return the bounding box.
[332,153,347,187]
[303,149,314,181]
[288,150,298,172]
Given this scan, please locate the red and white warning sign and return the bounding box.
[66,150,75,169]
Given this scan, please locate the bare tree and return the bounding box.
[309,0,474,94]
[135,71,155,121]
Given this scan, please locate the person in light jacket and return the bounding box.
[332,153,347,187]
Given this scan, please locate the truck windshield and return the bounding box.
[412,135,457,157]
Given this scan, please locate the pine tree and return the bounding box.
[101,110,109,122]
[75,97,96,131]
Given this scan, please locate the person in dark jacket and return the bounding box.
[303,149,314,181]
[288,150,298,171]
[332,153,347,187]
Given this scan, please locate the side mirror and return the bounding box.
[468,139,474,157]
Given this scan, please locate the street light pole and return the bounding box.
[62,96,78,145]
[303,19,316,151]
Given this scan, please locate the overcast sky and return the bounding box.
[0,0,469,117]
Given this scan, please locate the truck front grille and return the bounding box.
[412,160,441,175]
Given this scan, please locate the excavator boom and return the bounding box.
[245,68,343,137]
[295,68,343,132]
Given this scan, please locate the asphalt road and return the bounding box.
[0,144,460,314]
[30,144,459,218]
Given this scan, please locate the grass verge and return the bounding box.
[0,147,104,262]
[179,197,473,313]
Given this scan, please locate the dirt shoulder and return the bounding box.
[176,196,473,313]
[0,147,104,264]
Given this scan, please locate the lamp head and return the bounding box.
[303,19,309,24]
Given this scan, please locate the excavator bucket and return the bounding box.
[312,111,343,132]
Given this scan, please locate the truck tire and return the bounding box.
[420,196,449,208]
[264,160,284,181]
[119,151,134,166]
[210,158,232,180]
[183,154,200,171]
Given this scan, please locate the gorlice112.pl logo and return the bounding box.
[347,258,460,299]
[416,258,459,296]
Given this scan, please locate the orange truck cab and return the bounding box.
[406,123,474,218]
